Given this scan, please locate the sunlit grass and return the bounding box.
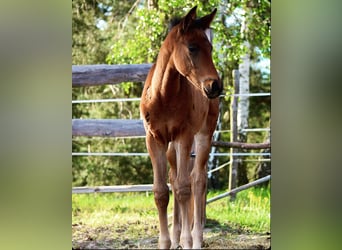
[72,187,270,249]
[72,192,158,226]
[206,186,270,233]
[72,186,270,233]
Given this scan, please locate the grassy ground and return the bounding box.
[72,186,270,249]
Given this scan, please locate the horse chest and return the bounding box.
[144,99,208,144]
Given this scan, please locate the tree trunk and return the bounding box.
[237,6,251,186]
[147,0,158,9]
[255,121,271,187]
[237,44,250,134]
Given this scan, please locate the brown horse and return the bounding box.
[140,6,222,249]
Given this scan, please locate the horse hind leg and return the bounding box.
[191,168,207,248]
[172,139,194,249]
[168,141,197,249]
[167,142,181,249]
[191,134,212,249]
[188,144,195,231]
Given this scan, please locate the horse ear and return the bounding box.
[181,6,197,33]
[199,8,217,29]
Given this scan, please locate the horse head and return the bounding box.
[168,6,223,99]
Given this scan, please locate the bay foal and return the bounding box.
[140,6,222,249]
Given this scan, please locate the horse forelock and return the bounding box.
[168,17,182,32]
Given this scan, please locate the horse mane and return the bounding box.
[168,16,208,33]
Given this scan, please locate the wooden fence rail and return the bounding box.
[72,119,146,138]
[72,184,171,194]
[72,176,270,204]
[72,64,152,87]
[72,118,270,149]
[211,139,270,149]
[206,175,271,204]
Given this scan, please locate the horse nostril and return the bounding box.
[203,79,222,99]
[212,80,219,92]
[211,79,222,95]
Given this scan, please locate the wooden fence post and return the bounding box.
[229,70,240,200]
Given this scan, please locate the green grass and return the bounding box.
[206,187,270,233]
[72,187,270,249]
[72,192,158,227]
[73,187,270,232]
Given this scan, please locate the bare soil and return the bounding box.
[72,218,270,249]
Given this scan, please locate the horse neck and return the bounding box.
[151,46,182,98]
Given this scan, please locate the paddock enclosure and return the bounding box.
[72,63,271,249]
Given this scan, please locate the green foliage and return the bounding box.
[72,0,271,188]
[107,8,165,64]
[72,0,138,65]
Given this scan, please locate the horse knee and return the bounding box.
[174,183,191,202]
[153,187,170,209]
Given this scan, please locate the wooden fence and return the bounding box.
[72,64,152,87]
[72,64,271,200]
[72,118,269,149]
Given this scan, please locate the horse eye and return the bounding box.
[188,45,198,53]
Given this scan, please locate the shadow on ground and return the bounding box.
[72,218,270,249]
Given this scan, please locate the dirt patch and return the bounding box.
[72,220,270,249]
[204,230,270,249]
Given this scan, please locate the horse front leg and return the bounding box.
[146,134,171,249]
[191,134,211,249]
[173,139,193,249]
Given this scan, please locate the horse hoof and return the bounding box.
[159,239,171,249]
[193,242,202,249]
[170,243,181,249]
[180,240,192,249]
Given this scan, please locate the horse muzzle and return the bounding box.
[203,79,223,99]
